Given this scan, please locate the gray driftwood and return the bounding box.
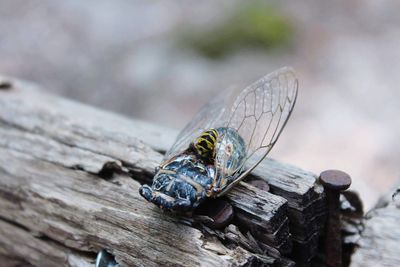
[0,76,324,266]
[349,186,400,267]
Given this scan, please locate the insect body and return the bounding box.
[140,153,214,211]
[140,127,246,211]
[139,67,298,212]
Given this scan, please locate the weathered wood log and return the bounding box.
[0,76,324,266]
[349,185,400,267]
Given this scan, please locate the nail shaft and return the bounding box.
[320,170,351,267]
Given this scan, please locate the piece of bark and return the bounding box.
[350,186,400,267]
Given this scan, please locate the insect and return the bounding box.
[139,67,298,212]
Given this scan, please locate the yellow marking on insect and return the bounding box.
[197,137,214,150]
[152,191,175,201]
[194,128,219,159]
[158,169,176,175]
[195,144,207,153]
[210,129,218,141]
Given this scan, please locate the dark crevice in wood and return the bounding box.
[98,161,123,179]
[99,159,154,185]
[121,160,154,185]
[200,224,260,256]
[0,186,24,210]
[0,118,27,132]
[154,148,167,155]
[0,216,31,233]
[71,163,86,171]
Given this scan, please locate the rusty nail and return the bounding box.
[195,198,234,229]
[320,170,351,267]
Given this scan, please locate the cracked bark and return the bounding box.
[0,76,325,266]
[349,186,400,267]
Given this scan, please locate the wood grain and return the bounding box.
[350,186,400,267]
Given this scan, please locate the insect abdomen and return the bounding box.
[193,128,218,160]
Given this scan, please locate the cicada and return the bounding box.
[139,67,298,212]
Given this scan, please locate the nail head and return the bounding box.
[320,170,351,191]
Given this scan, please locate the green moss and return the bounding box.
[179,2,293,59]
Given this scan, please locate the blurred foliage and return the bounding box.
[179,1,293,59]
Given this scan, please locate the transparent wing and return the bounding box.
[164,87,236,160]
[216,67,298,195]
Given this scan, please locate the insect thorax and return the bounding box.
[192,128,219,161]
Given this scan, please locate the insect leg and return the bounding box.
[207,141,232,197]
[139,184,153,201]
[139,184,192,211]
[206,171,227,198]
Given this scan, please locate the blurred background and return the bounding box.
[1,0,399,209]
